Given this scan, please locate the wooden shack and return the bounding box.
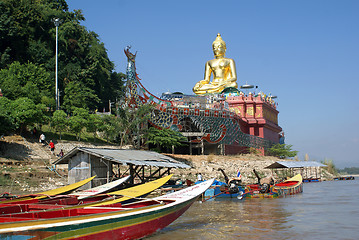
[53,147,191,190]
[265,161,326,181]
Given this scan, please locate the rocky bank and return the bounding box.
[0,135,335,194]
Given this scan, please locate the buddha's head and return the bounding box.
[212,33,226,57]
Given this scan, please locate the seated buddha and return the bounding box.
[193,33,238,95]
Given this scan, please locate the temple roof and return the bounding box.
[265,161,326,169]
[54,147,191,169]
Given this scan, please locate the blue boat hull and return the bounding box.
[203,185,245,199]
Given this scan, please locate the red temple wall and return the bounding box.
[226,93,282,144]
[224,144,249,155]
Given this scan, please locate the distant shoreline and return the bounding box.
[340,174,359,177]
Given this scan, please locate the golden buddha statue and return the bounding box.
[193,33,238,95]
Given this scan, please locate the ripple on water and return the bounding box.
[146,180,359,240]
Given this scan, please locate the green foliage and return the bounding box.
[0,97,15,134]
[62,81,100,112]
[101,114,120,143]
[0,113,15,135]
[0,0,125,112]
[321,158,338,175]
[10,97,46,134]
[87,114,104,142]
[63,82,99,112]
[145,127,187,151]
[68,107,89,140]
[0,62,51,104]
[339,167,359,175]
[51,110,68,139]
[41,96,56,110]
[249,147,262,155]
[117,104,154,148]
[0,0,128,138]
[267,143,298,159]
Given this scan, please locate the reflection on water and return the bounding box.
[147,180,359,240]
[147,198,296,240]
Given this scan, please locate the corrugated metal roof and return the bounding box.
[53,147,191,169]
[265,161,326,169]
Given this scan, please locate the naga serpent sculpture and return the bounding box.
[124,47,272,149]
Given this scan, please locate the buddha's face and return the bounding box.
[213,43,226,57]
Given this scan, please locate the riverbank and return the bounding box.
[0,135,336,194]
[164,153,336,184]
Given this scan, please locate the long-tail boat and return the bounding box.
[0,179,214,239]
[244,174,303,198]
[0,176,96,203]
[70,175,130,199]
[0,175,173,214]
[200,168,245,201]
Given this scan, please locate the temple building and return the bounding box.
[158,90,282,155]
[227,92,282,144]
[124,34,284,156]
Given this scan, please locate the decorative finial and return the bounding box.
[212,33,226,49]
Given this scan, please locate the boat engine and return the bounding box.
[229,182,239,194]
[259,183,270,193]
[217,168,245,196]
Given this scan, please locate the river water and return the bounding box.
[146,179,359,240]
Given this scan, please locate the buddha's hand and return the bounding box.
[224,78,236,84]
[223,78,238,88]
[194,80,208,89]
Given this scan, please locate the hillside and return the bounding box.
[0,135,336,194]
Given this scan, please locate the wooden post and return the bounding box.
[201,140,204,155]
[142,166,145,182]
[129,164,135,184]
[107,160,109,183]
[306,167,308,179]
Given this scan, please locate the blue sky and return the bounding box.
[67,0,359,168]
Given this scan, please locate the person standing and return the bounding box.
[32,127,37,137]
[39,133,46,145]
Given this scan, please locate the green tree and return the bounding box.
[322,158,338,175]
[57,18,123,111]
[0,0,125,112]
[0,62,51,104]
[267,144,298,159]
[0,97,15,135]
[41,96,56,111]
[51,110,68,139]
[68,107,89,140]
[102,114,119,143]
[10,97,46,134]
[117,105,154,148]
[145,127,187,153]
[340,167,359,175]
[87,114,104,142]
[62,81,100,112]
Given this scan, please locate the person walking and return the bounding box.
[49,140,55,155]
